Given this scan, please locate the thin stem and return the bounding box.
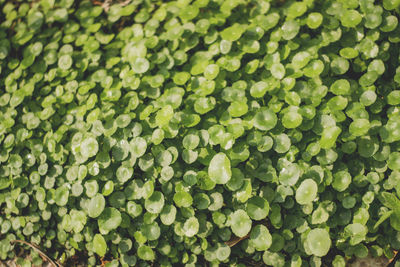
[224,233,250,247]
[10,240,61,267]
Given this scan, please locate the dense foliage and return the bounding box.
[1,0,400,266]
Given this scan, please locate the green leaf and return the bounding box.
[292,51,311,70]
[340,10,362,27]
[332,171,352,192]
[305,228,331,257]
[250,225,272,251]
[208,152,232,184]
[230,209,252,237]
[141,222,160,241]
[220,24,246,42]
[282,20,300,40]
[70,210,87,233]
[58,54,73,70]
[373,210,393,229]
[98,208,122,234]
[279,163,301,186]
[87,193,106,218]
[173,191,193,208]
[137,245,155,261]
[155,105,173,127]
[144,191,165,214]
[183,217,199,237]
[27,10,44,30]
[55,185,69,206]
[307,12,323,29]
[246,196,269,220]
[330,79,350,95]
[380,192,400,212]
[93,234,107,257]
[344,223,367,245]
[253,108,277,131]
[250,81,269,98]
[388,152,400,171]
[81,137,99,158]
[4,1,400,264]
[295,179,318,205]
[160,205,177,225]
[132,57,150,74]
[383,0,400,10]
[179,5,199,21]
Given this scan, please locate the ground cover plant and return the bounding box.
[1,0,400,266]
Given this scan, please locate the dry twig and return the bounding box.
[91,0,132,12]
[388,250,400,267]
[10,240,61,267]
[224,233,250,247]
[119,0,132,7]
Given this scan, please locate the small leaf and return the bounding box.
[93,234,107,257]
[55,185,69,206]
[87,193,106,218]
[221,24,246,42]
